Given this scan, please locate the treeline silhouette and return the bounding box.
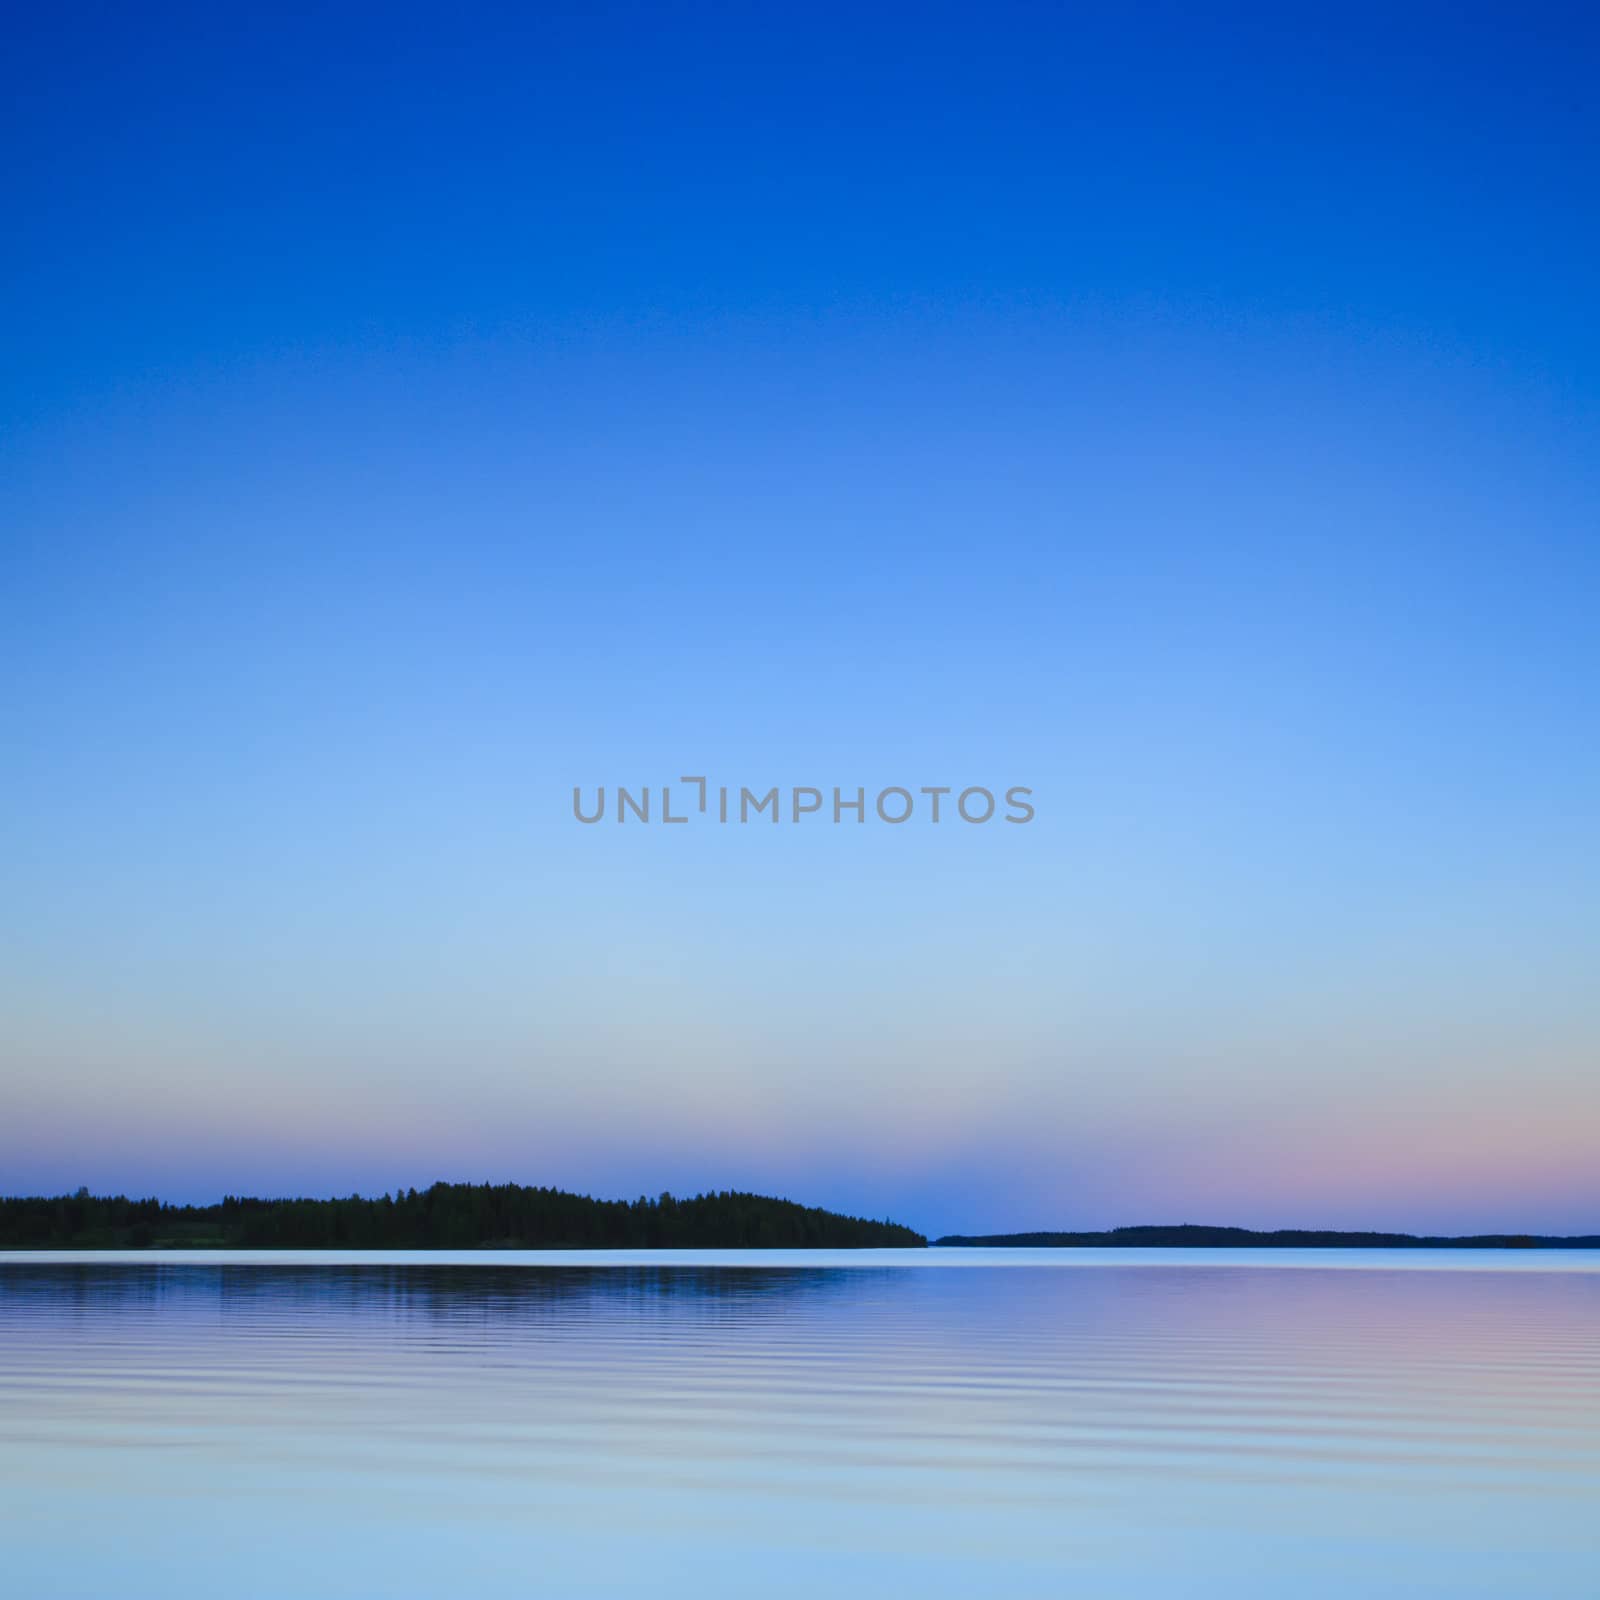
[935,1224,1600,1249]
[0,1184,926,1250]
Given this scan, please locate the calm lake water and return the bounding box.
[2,1249,1596,1597]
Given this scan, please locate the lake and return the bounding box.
[2,1249,1596,1596]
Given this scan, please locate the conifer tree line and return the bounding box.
[0,1183,927,1250]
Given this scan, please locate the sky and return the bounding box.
[3,3,1598,1237]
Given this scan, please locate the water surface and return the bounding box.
[2,1249,1596,1596]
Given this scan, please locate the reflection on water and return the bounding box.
[2,1253,1597,1597]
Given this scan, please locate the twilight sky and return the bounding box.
[3,3,1598,1236]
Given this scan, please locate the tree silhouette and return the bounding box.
[0,1183,927,1250]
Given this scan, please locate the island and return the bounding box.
[0,1183,927,1250]
[936,1224,1600,1249]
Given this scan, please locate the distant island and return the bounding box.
[0,1184,926,1250]
[936,1225,1600,1249]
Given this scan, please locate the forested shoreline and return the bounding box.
[0,1183,927,1250]
[10,1195,1590,1253]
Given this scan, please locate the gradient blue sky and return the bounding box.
[4,3,1598,1235]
